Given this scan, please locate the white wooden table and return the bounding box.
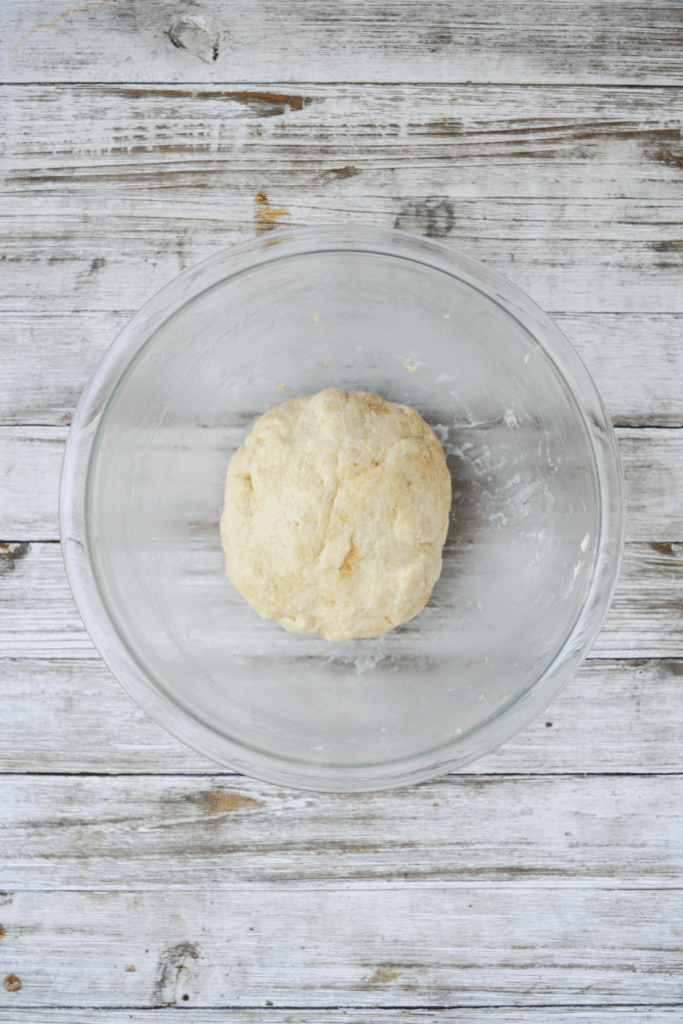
[2,2,683,1019]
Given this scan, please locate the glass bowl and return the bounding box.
[60,224,625,792]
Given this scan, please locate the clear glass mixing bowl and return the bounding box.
[60,224,625,791]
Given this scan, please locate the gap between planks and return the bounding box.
[2,1009,683,1020]
[6,80,683,86]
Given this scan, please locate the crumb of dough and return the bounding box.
[220,387,452,641]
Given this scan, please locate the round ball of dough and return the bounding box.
[220,387,452,641]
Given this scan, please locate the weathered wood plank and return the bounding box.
[0,428,65,538]
[3,2,683,85]
[1,658,681,775]
[593,541,683,656]
[0,312,129,426]
[562,314,683,428]
[0,542,96,658]
[1,541,682,660]
[0,888,682,1006]
[2,1013,680,1024]
[4,313,683,428]
[3,85,683,200]
[0,659,216,773]
[3,774,683,889]
[2,195,683,314]
[2,426,681,541]
[617,430,683,540]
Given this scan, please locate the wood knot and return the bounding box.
[168,14,219,64]
[254,191,291,234]
[0,542,31,576]
[369,965,400,984]
[189,790,265,814]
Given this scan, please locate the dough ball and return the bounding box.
[220,387,452,641]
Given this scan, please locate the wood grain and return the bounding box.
[3,773,683,889]
[1,888,682,1006]
[4,2,683,85]
[4,313,683,428]
[2,85,683,318]
[2,657,682,775]
[593,542,683,657]
[0,428,65,538]
[3,193,682,314]
[0,542,95,658]
[563,314,683,427]
[0,312,130,426]
[617,429,683,540]
[3,85,683,200]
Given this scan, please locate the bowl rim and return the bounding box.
[60,223,626,792]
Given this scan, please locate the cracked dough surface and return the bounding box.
[220,387,452,641]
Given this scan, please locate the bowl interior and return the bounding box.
[85,248,599,771]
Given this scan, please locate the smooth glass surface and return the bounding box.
[61,225,625,790]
